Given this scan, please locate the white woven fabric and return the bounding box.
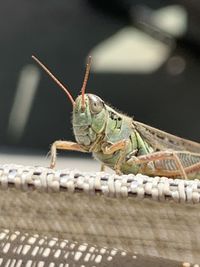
[0,164,200,202]
[0,164,200,263]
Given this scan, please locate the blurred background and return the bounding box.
[0,0,200,168]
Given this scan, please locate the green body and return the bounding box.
[73,94,153,174]
[92,109,154,174]
[72,93,200,178]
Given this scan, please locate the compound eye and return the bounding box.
[88,94,104,114]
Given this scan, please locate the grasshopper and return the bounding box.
[32,55,200,179]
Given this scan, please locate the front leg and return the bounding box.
[100,164,106,172]
[50,140,87,168]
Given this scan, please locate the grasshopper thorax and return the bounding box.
[72,94,107,148]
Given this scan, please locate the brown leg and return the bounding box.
[127,151,187,179]
[50,140,87,168]
[102,140,128,174]
[100,164,105,172]
[101,140,126,155]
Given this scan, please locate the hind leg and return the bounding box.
[127,150,187,179]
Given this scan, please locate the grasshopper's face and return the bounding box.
[73,94,107,147]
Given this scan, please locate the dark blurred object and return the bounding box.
[177,0,200,46]
[1,0,200,152]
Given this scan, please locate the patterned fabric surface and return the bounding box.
[0,164,200,264]
[0,229,184,267]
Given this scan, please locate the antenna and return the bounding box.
[32,55,75,106]
[81,56,92,110]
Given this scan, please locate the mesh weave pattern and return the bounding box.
[0,164,200,263]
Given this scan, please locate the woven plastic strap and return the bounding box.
[0,164,200,264]
[0,164,200,203]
